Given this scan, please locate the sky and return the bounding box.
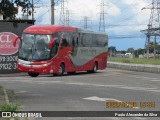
[17,0,154,51]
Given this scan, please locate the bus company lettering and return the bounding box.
[0,32,19,55]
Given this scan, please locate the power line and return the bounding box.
[55,0,60,5]
[107,24,147,27]
[36,9,50,21]
[109,35,146,39]
[34,0,41,4]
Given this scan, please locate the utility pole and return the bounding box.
[32,0,34,20]
[99,0,107,32]
[51,0,55,24]
[141,0,160,59]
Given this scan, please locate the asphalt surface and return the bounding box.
[0,68,160,120]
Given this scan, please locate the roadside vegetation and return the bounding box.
[0,86,20,120]
[1,102,19,112]
[108,57,160,65]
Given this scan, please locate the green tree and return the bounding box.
[149,42,154,53]
[15,0,32,16]
[127,48,134,53]
[0,0,32,20]
[134,48,145,57]
[0,0,18,20]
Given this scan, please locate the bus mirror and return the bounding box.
[48,37,57,49]
[13,36,21,47]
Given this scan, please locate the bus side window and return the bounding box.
[81,33,85,47]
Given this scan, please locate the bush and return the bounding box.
[0,102,19,112]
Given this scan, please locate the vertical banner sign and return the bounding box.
[0,32,19,73]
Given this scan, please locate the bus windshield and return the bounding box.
[19,34,51,61]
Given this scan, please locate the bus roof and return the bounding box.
[24,25,77,34]
[77,28,108,36]
[23,25,108,36]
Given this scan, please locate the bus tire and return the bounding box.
[28,72,39,77]
[54,64,65,76]
[87,62,98,73]
[93,62,98,73]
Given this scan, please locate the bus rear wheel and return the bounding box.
[87,63,98,73]
[28,72,39,77]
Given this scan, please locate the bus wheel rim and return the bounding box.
[59,66,63,74]
[94,64,97,72]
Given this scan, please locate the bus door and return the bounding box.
[58,33,72,58]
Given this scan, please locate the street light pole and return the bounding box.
[32,0,34,20]
[51,0,55,24]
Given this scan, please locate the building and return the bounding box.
[108,46,116,57]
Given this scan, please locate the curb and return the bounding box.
[108,61,160,74]
[2,88,30,120]
[0,72,27,77]
[3,88,9,104]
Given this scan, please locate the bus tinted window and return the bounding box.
[92,34,97,47]
[77,32,107,47]
[97,35,108,47]
[81,33,92,47]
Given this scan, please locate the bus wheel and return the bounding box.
[87,63,98,73]
[93,63,98,73]
[28,72,39,77]
[55,64,65,76]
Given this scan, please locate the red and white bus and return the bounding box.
[14,25,108,77]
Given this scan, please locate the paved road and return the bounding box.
[0,68,160,120]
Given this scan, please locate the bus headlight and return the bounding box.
[42,62,52,67]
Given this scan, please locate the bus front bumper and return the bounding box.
[17,60,54,74]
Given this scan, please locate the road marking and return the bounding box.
[0,78,159,93]
[120,86,158,91]
[83,96,121,102]
[68,82,159,92]
[16,91,27,94]
[151,80,160,82]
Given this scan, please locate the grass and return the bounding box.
[0,86,20,120]
[108,57,160,65]
[0,102,19,112]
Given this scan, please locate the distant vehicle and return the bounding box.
[14,25,108,77]
[125,53,132,58]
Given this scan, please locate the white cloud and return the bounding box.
[16,0,151,34]
[122,0,150,24]
[35,7,51,24]
[107,2,121,17]
[106,0,151,35]
[15,0,154,49]
[16,0,120,26]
